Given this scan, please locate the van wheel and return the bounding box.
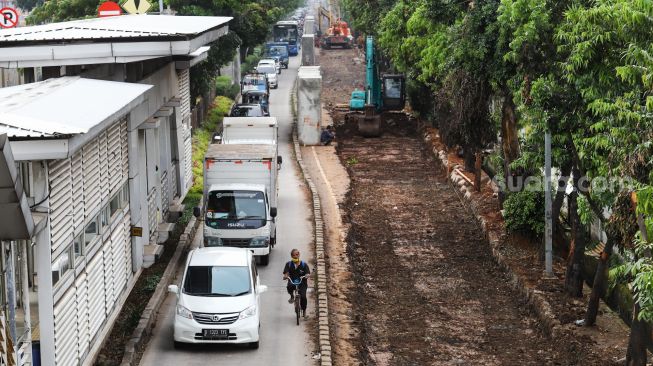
[173,341,185,349]
[260,254,270,266]
[248,341,260,349]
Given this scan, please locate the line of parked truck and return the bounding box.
[193,116,281,266]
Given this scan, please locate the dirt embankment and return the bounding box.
[317,46,620,365]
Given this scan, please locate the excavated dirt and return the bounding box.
[316,46,626,365]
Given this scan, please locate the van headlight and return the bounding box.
[177,305,193,319]
[239,305,257,320]
[204,237,223,247]
[250,237,269,247]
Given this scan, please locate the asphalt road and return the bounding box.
[139,55,317,365]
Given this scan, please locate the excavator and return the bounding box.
[348,36,406,137]
[316,3,353,49]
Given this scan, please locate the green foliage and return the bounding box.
[17,0,44,11]
[346,157,359,166]
[180,193,202,227]
[189,96,233,196]
[241,48,263,77]
[27,0,99,24]
[142,275,162,293]
[503,188,545,238]
[215,76,240,100]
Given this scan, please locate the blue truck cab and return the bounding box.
[265,42,289,69]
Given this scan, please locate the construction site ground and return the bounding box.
[300,46,633,365]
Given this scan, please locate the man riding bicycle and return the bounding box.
[283,249,311,318]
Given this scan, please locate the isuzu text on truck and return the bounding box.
[194,144,279,265]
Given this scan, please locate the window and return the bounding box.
[84,219,98,247]
[99,206,110,231]
[73,233,84,259]
[52,246,73,287]
[110,193,121,217]
[183,266,251,296]
[121,183,130,208]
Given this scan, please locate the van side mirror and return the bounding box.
[193,207,201,218]
[168,285,179,294]
[277,156,283,165]
[270,207,277,218]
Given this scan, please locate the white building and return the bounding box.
[0,14,231,365]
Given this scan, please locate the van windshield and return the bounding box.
[184,266,250,296]
[257,66,276,74]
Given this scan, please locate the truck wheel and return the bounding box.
[259,254,270,266]
[271,236,276,247]
[248,341,260,349]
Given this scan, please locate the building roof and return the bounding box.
[0,76,152,138]
[0,14,231,42]
[0,15,231,67]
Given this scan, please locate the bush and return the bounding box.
[241,47,263,77]
[215,76,240,100]
[189,96,234,196]
[503,189,545,238]
[204,95,234,132]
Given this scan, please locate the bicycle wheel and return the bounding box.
[294,291,300,325]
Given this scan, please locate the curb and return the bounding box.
[292,129,334,366]
[423,131,563,338]
[120,215,201,366]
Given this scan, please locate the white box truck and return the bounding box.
[194,144,279,265]
[221,117,278,145]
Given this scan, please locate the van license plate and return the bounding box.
[203,329,229,339]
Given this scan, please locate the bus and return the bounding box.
[272,21,299,56]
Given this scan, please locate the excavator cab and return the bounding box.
[381,74,405,111]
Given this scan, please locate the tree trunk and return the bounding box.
[567,134,613,325]
[501,92,520,194]
[626,212,652,365]
[565,164,585,297]
[584,242,613,325]
[626,305,650,365]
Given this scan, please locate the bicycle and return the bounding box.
[285,275,307,325]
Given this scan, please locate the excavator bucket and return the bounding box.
[357,105,381,137]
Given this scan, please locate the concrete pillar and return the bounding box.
[297,66,322,145]
[302,35,316,66]
[127,129,144,271]
[304,16,315,35]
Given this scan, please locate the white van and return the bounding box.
[168,247,268,348]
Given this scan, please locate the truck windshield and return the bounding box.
[183,266,250,296]
[206,190,266,220]
[267,46,288,57]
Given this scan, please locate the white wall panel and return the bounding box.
[98,132,109,202]
[75,272,90,360]
[54,286,78,366]
[86,251,106,339]
[83,139,101,218]
[71,152,85,231]
[178,69,190,117]
[108,122,122,194]
[48,159,73,255]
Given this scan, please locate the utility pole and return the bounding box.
[544,131,554,277]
